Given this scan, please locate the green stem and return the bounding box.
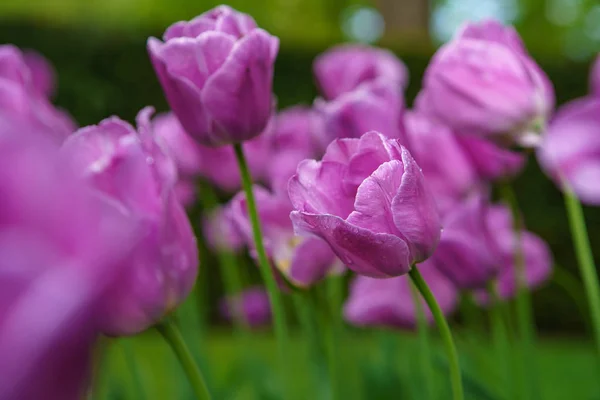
[292,292,323,389]
[487,281,512,400]
[563,186,600,358]
[325,277,344,400]
[409,267,464,400]
[156,318,212,400]
[233,143,290,386]
[552,263,591,334]
[120,340,146,400]
[409,281,434,400]
[500,182,538,400]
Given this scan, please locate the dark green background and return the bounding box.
[2,20,598,334]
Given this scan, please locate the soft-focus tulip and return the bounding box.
[403,111,480,214]
[343,261,458,329]
[591,55,600,96]
[537,97,600,205]
[289,131,441,278]
[148,5,279,146]
[230,186,342,287]
[219,287,272,327]
[313,44,408,100]
[432,194,499,289]
[0,45,75,143]
[267,106,325,194]
[417,20,553,147]
[152,111,272,194]
[22,50,56,98]
[203,205,245,252]
[62,107,199,335]
[455,135,526,182]
[0,119,135,399]
[315,81,405,144]
[475,205,552,302]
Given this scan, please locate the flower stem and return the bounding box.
[487,281,513,400]
[499,182,538,400]
[156,318,212,400]
[563,186,600,359]
[409,280,434,400]
[324,277,344,400]
[409,267,463,400]
[233,143,290,387]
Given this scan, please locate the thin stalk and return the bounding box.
[500,182,538,400]
[563,186,600,358]
[120,340,146,400]
[409,281,434,400]
[487,281,513,400]
[409,267,463,400]
[156,318,212,400]
[233,143,290,388]
[552,263,591,334]
[324,277,344,400]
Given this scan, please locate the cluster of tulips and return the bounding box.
[2,4,600,400]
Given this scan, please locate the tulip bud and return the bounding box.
[148,5,279,146]
[219,287,272,328]
[537,97,600,205]
[418,20,553,147]
[591,55,600,96]
[62,107,199,335]
[289,131,441,278]
[314,44,408,100]
[343,261,458,330]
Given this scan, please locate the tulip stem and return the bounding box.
[563,185,600,359]
[119,340,147,400]
[500,182,538,400]
[487,281,513,400]
[156,318,212,400]
[409,267,463,400]
[409,281,435,400]
[233,143,290,389]
[324,276,344,400]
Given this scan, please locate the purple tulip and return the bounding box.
[591,55,600,96]
[266,106,326,194]
[537,97,600,205]
[343,261,458,330]
[457,19,527,54]
[432,194,499,289]
[455,135,526,182]
[219,287,271,327]
[0,45,76,143]
[203,205,245,252]
[148,5,279,146]
[62,107,199,336]
[0,120,136,399]
[475,205,552,302]
[152,111,272,193]
[315,80,406,144]
[229,186,342,287]
[313,44,408,100]
[418,20,553,147]
[288,131,441,278]
[22,50,56,98]
[403,111,480,214]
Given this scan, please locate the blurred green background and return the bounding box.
[1,0,599,334]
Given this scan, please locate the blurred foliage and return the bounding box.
[0,16,599,334]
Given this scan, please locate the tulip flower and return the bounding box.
[343,261,458,329]
[229,186,342,287]
[203,205,245,253]
[148,5,279,146]
[314,81,405,144]
[0,119,136,399]
[537,97,600,205]
[22,50,56,98]
[219,287,272,327]
[403,111,480,214]
[62,107,199,336]
[288,131,441,278]
[417,20,553,147]
[432,194,499,289]
[0,45,75,142]
[314,44,408,100]
[153,112,272,194]
[475,205,552,302]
